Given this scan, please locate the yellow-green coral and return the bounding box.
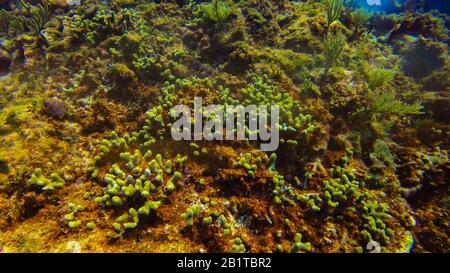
[27,168,65,192]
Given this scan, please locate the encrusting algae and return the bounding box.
[0,0,448,253]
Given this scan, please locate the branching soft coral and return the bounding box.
[351,9,372,39]
[202,0,233,24]
[366,90,423,115]
[0,9,13,36]
[366,68,396,90]
[14,0,49,37]
[323,30,346,75]
[325,0,343,28]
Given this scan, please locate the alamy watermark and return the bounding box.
[366,240,381,253]
[170,97,280,152]
[67,0,82,6]
[367,0,381,6]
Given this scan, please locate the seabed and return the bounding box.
[0,0,448,253]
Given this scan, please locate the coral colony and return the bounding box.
[171,97,280,151]
[0,0,448,254]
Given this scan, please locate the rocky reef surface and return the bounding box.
[0,0,448,253]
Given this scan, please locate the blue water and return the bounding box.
[354,0,450,14]
[287,0,450,15]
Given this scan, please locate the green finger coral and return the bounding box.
[230,237,246,253]
[64,202,84,229]
[0,0,446,255]
[181,205,201,226]
[290,233,312,253]
[165,171,181,192]
[27,168,65,192]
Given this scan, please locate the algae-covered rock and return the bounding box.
[44,97,68,119]
[397,35,447,78]
[0,0,447,255]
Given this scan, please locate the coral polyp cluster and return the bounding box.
[0,0,448,253]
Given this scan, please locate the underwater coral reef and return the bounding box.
[0,0,448,253]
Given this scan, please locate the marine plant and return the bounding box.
[351,9,372,39]
[366,90,423,115]
[325,0,344,28]
[0,9,13,36]
[366,68,396,90]
[14,0,49,38]
[323,30,346,75]
[202,0,233,24]
[370,139,396,169]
